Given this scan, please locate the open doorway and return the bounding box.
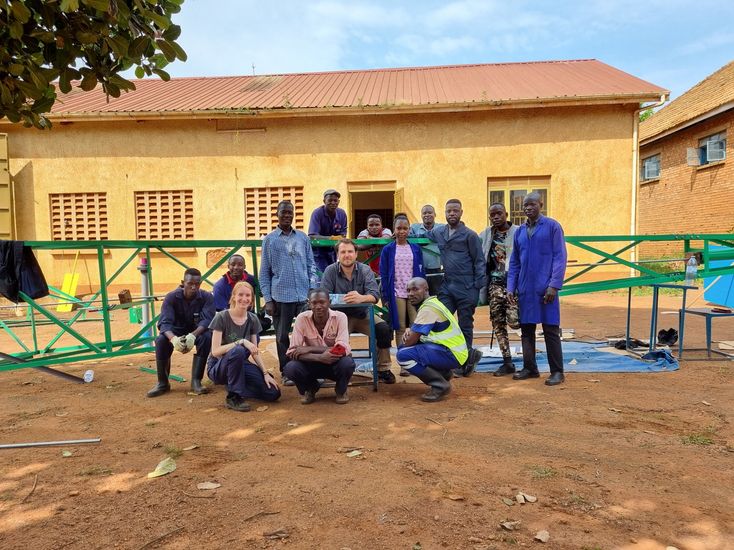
[349,190,395,238]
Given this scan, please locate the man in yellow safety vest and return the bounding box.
[397,277,469,402]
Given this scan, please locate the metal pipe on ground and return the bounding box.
[0,438,102,450]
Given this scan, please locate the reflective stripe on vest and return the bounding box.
[419,297,469,364]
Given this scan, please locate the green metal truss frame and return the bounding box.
[1,234,733,375]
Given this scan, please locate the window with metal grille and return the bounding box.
[49,192,108,240]
[698,131,726,165]
[641,154,661,181]
[487,176,550,227]
[135,190,194,240]
[244,186,304,239]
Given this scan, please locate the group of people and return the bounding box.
[146,189,568,410]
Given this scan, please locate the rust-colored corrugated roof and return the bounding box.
[640,60,734,144]
[49,59,667,118]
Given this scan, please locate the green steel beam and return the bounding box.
[2,234,732,375]
[18,292,103,353]
[569,241,662,277]
[564,241,639,284]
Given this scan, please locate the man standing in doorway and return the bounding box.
[507,192,567,386]
[357,213,392,274]
[321,238,396,384]
[429,199,485,377]
[260,200,317,382]
[410,205,445,296]
[308,189,348,275]
[480,203,519,376]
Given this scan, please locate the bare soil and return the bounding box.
[0,292,732,550]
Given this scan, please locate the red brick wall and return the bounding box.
[638,110,734,259]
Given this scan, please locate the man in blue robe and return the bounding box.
[507,192,567,386]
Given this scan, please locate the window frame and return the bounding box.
[49,192,109,241]
[134,189,194,240]
[641,153,661,182]
[243,186,304,239]
[698,131,727,166]
[487,176,550,228]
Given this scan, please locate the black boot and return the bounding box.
[147,359,171,397]
[493,357,516,377]
[190,354,210,395]
[461,348,482,377]
[416,367,452,402]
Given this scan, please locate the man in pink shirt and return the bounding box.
[283,288,356,404]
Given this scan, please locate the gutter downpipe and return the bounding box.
[630,94,668,277]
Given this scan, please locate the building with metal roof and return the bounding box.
[2,59,667,285]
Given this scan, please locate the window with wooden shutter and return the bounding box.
[244,186,304,239]
[135,190,194,240]
[49,192,109,240]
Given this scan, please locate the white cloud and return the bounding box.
[153,0,734,99]
[675,31,734,56]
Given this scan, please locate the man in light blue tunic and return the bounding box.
[507,192,567,386]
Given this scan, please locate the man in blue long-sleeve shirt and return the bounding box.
[429,199,485,377]
[147,268,215,398]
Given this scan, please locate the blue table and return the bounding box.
[626,283,697,356]
[678,307,734,360]
[330,300,379,391]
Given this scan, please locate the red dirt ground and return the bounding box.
[0,292,732,550]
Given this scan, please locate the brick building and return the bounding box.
[639,61,734,258]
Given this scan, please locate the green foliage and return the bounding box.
[530,465,557,479]
[639,108,654,122]
[681,433,714,446]
[0,0,187,129]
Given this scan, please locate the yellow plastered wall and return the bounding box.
[4,103,636,290]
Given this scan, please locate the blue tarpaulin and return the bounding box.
[475,341,679,373]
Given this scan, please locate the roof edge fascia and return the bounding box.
[641,101,734,146]
[23,93,667,124]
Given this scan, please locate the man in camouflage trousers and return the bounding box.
[479,203,519,376]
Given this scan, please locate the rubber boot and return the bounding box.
[415,366,452,402]
[190,354,210,395]
[147,358,171,397]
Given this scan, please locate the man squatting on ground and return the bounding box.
[147,268,214,398]
[479,203,520,376]
[397,277,468,402]
[321,238,396,384]
[507,192,568,386]
[260,200,318,383]
[207,281,280,412]
[429,199,485,377]
[283,288,356,405]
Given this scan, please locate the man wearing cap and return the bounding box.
[308,189,348,275]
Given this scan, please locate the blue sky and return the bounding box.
[166,0,734,101]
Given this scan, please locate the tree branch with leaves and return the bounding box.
[0,0,187,129]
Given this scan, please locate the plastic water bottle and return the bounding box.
[83,370,94,383]
[684,256,698,286]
